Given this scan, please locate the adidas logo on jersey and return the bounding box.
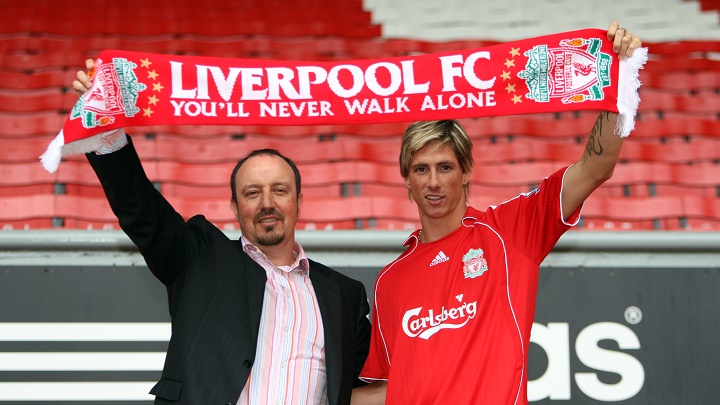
[430,251,449,266]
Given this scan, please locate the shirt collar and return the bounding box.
[240,234,310,274]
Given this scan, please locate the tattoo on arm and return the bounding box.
[585,111,608,157]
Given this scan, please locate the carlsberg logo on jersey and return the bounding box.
[402,299,477,340]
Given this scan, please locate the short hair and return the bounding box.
[230,149,301,203]
[399,120,474,197]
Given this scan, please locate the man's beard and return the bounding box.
[254,209,285,246]
[255,228,284,246]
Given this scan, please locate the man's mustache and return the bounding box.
[254,209,284,223]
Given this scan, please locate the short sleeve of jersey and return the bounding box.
[488,165,581,263]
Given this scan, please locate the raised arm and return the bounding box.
[74,59,197,285]
[561,22,642,220]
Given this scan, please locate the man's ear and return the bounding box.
[404,177,415,201]
[297,192,303,216]
[230,199,239,220]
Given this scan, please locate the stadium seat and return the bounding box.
[631,115,720,139]
[57,159,157,188]
[152,135,347,164]
[682,195,720,224]
[54,194,117,222]
[620,137,720,164]
[460,113,599,139]
[470,162,565,188]
[583,195,685,220]
[605,161,720,196]
[153,161,234,187]
[0,194,55,221]
[637,88,720,114]
[0,70,78,90]
[0,88,77,112]
[641,70,720,92]
[645,58,720,73]
[1,136,57,163]
[0,162,56,187]
[0,111,65,137]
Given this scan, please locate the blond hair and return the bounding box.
[399,120,474,197]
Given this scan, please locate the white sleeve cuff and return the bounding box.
[95,129,128,155]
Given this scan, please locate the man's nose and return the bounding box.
[428,170,441,188]
[260,191,274,209]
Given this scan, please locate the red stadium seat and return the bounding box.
[644,40,720,59]
[164,195,236,224]
[0,111,65,137]
[460,113,600,139]
[470,162,565,187]
[641,70,720,92]
[0,219,54,230]
[637,89,720,114]
[54,194,117,222]
[578,218,680,231]
[645,58,720,73]
[0,162,56,186]
[0,48,93,70]
[57,159,157,188]
[1,136,57,163]
[0,70,78,90]
[631,115,720,139]
[0,134,156,166]
[152,135,347,164]
[154,161,234,187]
[603,161,720,197]
[0,88,78,112]
[0,194,55,220]
[620,137,720,164]
[583,195,686,221]
[682,195,720,220]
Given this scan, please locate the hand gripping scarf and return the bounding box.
[41,28,648,172]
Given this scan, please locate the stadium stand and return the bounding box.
[2,4,720,405]
[0,0,718,230]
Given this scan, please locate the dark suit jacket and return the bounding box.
[87,137,371,405]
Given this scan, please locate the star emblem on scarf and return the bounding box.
[135,58,163,117]
[502,47,524,105]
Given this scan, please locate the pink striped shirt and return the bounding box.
[237,235,327,405]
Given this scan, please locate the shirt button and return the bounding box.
[284,326,289,332]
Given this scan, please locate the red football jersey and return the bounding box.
[360,167,581,405]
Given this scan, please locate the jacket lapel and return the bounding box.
[309,263,342,405]
[242,249,267,345]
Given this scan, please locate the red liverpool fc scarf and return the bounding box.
[41,28,647,172]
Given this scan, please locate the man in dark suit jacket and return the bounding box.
[76,61,371,405]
